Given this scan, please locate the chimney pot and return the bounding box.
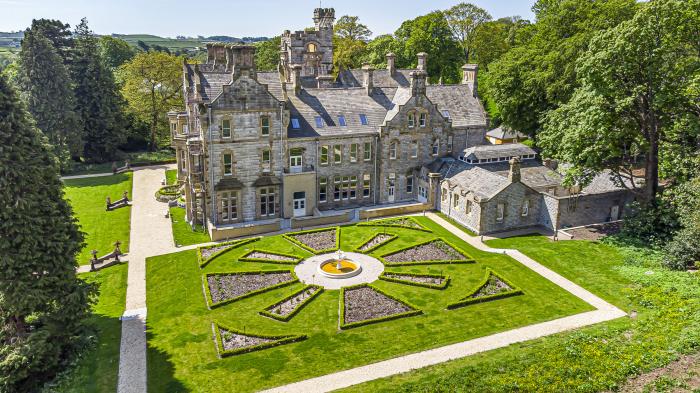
[509,157,522,183]
[417,52,428,72]
[386,52,396,76]
[291,64,302,95]
[409,70,427,97]
[362,63,374,95]
[462,64,479,98]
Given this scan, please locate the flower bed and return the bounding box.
[380,271,450,289]
[357,217,432,232]
[212,323,306,358]
[380,239,474,266]
[447,270,523,310]
[197,237,260,268]
[239,249,302,265]
[283,227,339,254]
[204,270,297,309]
[340,284,422,329]
[259,285,323,322]
[356,233,398,253]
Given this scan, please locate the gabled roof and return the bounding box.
[426,85,486,128]
[462,143,536,162]
[338,69,414,88]
[486,126,528,140]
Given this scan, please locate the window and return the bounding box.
[359,114,368,125]
[289,148,303,171]
[364,142,371,161]
[432,139,439,156]
[453,194,460,208]
[350,144,358,162]
[319,177,327,203]
[466,200,472,214]
[419,113,427,127]
[320,145,329,166]
[410,141,418,158]
[363,174,371,198]
[350,176,357,199]
[291,118,300,129]
[171,122,177,134]
[442,110,450,119]
[447,135,453,153]
[333,176,341,201]
[338,115,347,127]
[262,149,270,165]
[222,119,231,138]
[179,150,186,172]
[418,186,427,199]
[496,203,505,222]
[334,145,342,164]
[408,113,415,128]
[522,200,530,217]
[314,116,325,128]
[260,188,276,217]
[219,192,238,223]
[406,176,413,193]
[223,153,233,176]
[307,42,317,52]
[389,141,398,160]
[260,115,270,135]
[441,188,448,202]
[341,176,350,200]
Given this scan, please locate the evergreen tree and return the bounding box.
[71,18,126,162]
[0,71,93,392]
[19,28,80,169]
[27,19,73,66]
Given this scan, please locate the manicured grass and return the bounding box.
[64,150,176,176]
[170,206,210,246]
[145,218,592,392]
[341,236,700,393]
[435,211,476,236]
[165,169,178,185]
[50,264,128,392]
[64,173,133,265]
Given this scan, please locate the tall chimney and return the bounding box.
[462,64,478,98]
[509,157,521,183]
[409,70,427,97]
[362,63,374,95]
[417,52,428,72]
[386,52,396,76]
[291,64,302,95]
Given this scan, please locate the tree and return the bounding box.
[71,18,127,162]
[444,2,492,64]
[334,15,372,41]
[19,28,80,169]
[119,51,183,150]
[539,0,700,203]
[26,19,73,65]
[99,36,135,69]
[254,36,282,72]
[362,34,399,68]
[0,71,93,392]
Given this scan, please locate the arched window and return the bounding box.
[307,43,318,52]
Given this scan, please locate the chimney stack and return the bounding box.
[462,64,478,98]
[386,52,396,76]
[409,70,427,97]
[417,52,428,72]
[291,64,302,95]
[509,157,521,183]
[362,63,374,95]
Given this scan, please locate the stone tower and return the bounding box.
[280,8,335,80]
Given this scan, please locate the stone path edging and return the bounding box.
[258,212,626,393]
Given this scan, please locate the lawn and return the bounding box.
[64,150,176,176]
[435,211,476,236]
[170,206,210,247]
[145,217,593,392]
[49,264,128,392]
[64,173,133,265]
[340,236,700,393]
[165,169,177,185]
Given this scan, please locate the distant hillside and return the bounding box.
[113,34,269,52]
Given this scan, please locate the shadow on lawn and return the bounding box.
[146,330,189,392]
[64,173,131,187]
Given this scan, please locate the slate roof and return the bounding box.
[478,160,563,190]
[581,170,636,194]
[252,175,282,187]
[438,158,512,200]
[338,69,414,88]
[462,143,537,161]
[214,177,244,191]
[486,126,528,140]
[426,85,486,128]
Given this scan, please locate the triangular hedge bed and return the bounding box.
[355,232,398,253]
[447,270,523,310]
[259,284,323,322]
[380,271,450,289]
[203,270,298,309]
[282,227,339,254]
[357,216,432,232]
[239,249,303,265]
[212,322,306,358]
[340,284,422,329]
[198,237,260,268]
[379,238,475,266]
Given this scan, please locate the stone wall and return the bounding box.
[438,186,482,234]
[478,183,542,234]
[557,191,634,229]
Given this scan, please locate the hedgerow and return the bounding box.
[380,271,451,290]
[202,270,298,309]
[212,322,306,358]
[239,249,303,265]
[339,284,423,329]
[447,270,523,309]
[282,227,340,254]
[197,237,260,268]
[259,285,324,322]
[379,238,475,266]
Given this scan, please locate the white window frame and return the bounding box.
[419,112,427,127]
[223,153,233,176]
[350,143,358,162]
[432,139,439,156]
[497,203,505,222]
[259,188,276,217]
[447,135,453,153]
[363,174,371,198]
[222,119,232,138]
[319,177,327,203]
[334,145,342,164]
[411,141,418,158]
[408,112,415,128]
[359,114,368,125]
[320,145,329,166]
[406,176,413,193]
[389,142,398,160]
[363,142,371,161]
[260,115,270,136]
[522,200,530,217]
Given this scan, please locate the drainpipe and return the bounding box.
[373,134,378,205]
[279,102,285,219]
[208,104,215,231]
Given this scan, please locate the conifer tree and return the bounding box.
[71,18,126,162]
[19,28,80,168]
[0,71,93,392]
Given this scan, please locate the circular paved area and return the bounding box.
[295,252,384,289]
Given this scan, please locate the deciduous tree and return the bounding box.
[99,36,135,69]
[444,2,492,64]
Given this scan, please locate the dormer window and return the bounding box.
[291,118,300,129]
[315,116,325,128]
[408,113,415,128]
[419,113,427,127]
[359,114,368,125]
[442,110,450,119]
[338,115,347,126]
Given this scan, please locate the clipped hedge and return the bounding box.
[197,237,260,268]
[357,216,432,233]
[203,269,298,309]
[282,226,340,254]
[258,285,324,322]
[339,284,423,330]
[379,238,475,266]
[380,271,451,290]
[447,269,523,310]
[354,232,398,254]
[239,249,303,265]
[212,322,306,358]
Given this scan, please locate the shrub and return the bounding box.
[447,270,523,310]
[664,228,700,270]
[203,270,298,309]
[197,237,260,268]
[212,323,306,358]
[258,285,323,322]
[339,284,422,329]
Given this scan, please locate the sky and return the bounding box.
[0,0,536,38]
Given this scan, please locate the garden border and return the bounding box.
[357,216,432,233]
[380,271,451,290]
[197,237,260,268]
[258,284,324,322]
[203,269,298,309]
[339,284,423,330]
[212,322,307,358]
[239,249,304,265]
[282,227,340,254]
[355,232,399,254]
[446,269,523,310]
[379,238,475,266]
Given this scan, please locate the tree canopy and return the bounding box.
[444,2,492,64]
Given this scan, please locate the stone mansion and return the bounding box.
[169,8,634,240]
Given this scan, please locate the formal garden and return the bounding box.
[144,216,594,392]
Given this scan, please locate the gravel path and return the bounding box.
[383,240,465,263]
[343,286,412,324]
[208,272,294,304]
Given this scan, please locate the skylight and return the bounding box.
[442,110,450,119]
[359,114,368,125]
[338,115,347,126]
[315,116,325,128]
[291,118,300,129]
